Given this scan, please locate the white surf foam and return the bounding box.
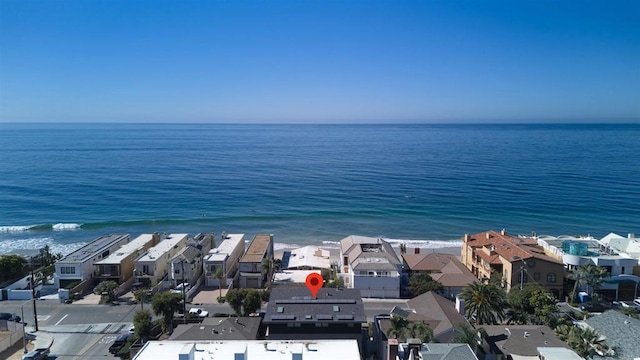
[320,238,462,249]
[0,225,37,233]
[0,236,86,257]
[52,223,82,231]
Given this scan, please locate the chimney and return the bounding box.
[629,233,635,239]
[486,232,490,239]
[501,229,506,236]
[463,234,470,242]
[414,248,420,254]
[455,295,465,315]
[387,338,399,360]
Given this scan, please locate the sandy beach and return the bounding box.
[274,246,462,263]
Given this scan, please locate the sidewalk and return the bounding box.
[1,330,53,360]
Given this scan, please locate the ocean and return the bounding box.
[1,123,639,256]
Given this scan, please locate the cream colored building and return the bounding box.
[94,233,159,284]
[134,233,189,286]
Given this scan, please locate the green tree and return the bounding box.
[386,315,410,340]
[530,289,559,326]
[133,310,153,342]
[273,258,282,272]
[242,289,262,316]
[94,280,118,303]
[262,258,273,287]
[452,323,482,351]
[460,282,507,325]
[556,325,613,358]
[407,273,444,297]
[326,277,345,288]
[569,264,609,302]
[0,255,27,283]
[225,289,245,316]
[410,322,434,343]
[151,291,182,333]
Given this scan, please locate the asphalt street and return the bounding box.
[0,297,409,359]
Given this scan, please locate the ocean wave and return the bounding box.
[273,242,303,251]
[0,225,38,233]
[52,223,82,231]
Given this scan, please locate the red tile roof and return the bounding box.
[465,230,561,265]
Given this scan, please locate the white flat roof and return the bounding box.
[132,340,360,360]
[274,270,322,284]
[95,234,155,265]
[136,234,187,262]
[285,246,331,270]
[205,234,244,263]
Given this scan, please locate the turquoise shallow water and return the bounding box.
[1,123,639,255]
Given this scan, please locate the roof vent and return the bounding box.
[524,331,530,338]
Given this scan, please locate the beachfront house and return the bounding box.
[94,233,159,284]
[461,230,565,297]
[401,251,477,299]
[54,234,130,288]
[204,233,245,288]
[168,232,216,287]
[134,233,188,286]
[238,234,274,288]
[538,234,640,301]
[339,235,402,298]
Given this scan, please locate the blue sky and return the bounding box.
[1,0,639,123]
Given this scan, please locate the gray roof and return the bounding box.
[264,287,366,324]
[481,325,568,357]
[169,317,261,341]
[405,292,470,340]
[59,234,129,264]
[340,235,401,271]
[417,343,478,360]
[584,310,640,360]
[170,245,201,263]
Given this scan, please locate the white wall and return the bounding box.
[353,276,399,298]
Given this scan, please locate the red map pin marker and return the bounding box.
[305,273,323,299]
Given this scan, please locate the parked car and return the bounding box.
[171,282,190,295]
[188,307,209,318]
[634,298,640,307]
[580,301,610,312]
[108,334,130,354]
[21,348,49,360]
[0,312,21,322]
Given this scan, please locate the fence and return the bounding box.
[0,320,24,353]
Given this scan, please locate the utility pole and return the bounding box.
[181,260,186,325]
[519,259,524,290]
[30,271,39,331]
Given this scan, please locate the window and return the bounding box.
[622,267,625,274]
[60,266,76,274]
[521,272,528,283]
[547,273,557,283]
[333,306,340,312]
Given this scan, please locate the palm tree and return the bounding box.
[569,265,591,303]
[386,315,410,340]
[452,323,481,351]
[410,322,434,343]
[585,265,609,295]
[214,267,224,299]
[460,282,507,325]
[569,264,609,302]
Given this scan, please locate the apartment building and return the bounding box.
[238,234,274,288]
[134,233,188,286]
[204,234,245,287]
[339,235,402,298]
[461,230,564,297]
[94,233,159,284]
[54,234,130,288]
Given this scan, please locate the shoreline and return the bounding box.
[274,245,462,263]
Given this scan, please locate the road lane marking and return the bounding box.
[37,315,50,322]
[54,314,68,326]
